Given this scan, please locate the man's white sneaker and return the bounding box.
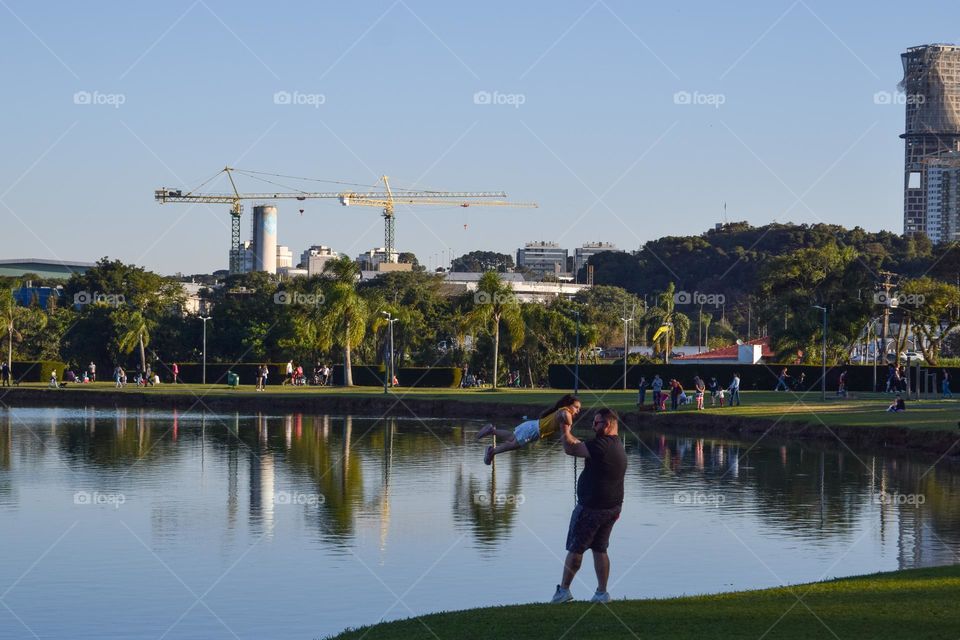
[590,591,611,603]
[550,585,573,604]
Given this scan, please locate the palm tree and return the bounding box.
[116,309,150,373]
[0,285,19,370]
[642,282,690,363]
[321,258,367,386]
[467,271,524,388]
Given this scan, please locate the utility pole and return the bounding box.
[698,303,703,353]
[200,316,211,385]
[620,315,632,390]
[573,310,581,394]
[813,305,827,401]
[878,271,897,375]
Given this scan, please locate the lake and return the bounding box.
[0,406,958,639]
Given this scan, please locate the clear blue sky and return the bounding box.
[1,0,956,275]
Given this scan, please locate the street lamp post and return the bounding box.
[620,316,632,391]
[572,310,581,394]
[381,311,398,389]
[812,305,827,401]
[200,316,211,385]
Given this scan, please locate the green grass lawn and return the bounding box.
[326,565,960,640]
[9,383,960,432]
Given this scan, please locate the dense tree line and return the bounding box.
[6,222,960,382]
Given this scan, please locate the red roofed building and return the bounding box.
[674,337,773,365]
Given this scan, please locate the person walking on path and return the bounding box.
[837,370,848,398]
[0,361,9,387]
[651,374,664,411]
[885,364,895,393]
[551,408,627,604]
[775,367,790,391]
[171,362,179,384]
[943,369,952,399]
[636,376,648,407]
[728,373,741,406]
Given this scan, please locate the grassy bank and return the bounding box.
[327,565,960,640]
[7,383,960,433]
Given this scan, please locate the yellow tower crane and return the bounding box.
[155,167,537,273]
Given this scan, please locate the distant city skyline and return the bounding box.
[3,1,959,274]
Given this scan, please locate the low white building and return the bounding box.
[442,272,588,302]
[301,245,340,276]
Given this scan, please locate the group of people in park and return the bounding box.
[476,394,626,604]
[636,373,742,411]
[280,361,334,387]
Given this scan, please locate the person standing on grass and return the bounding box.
[708,376,719,406]
[552,408,626,604]
[88,362,96,383]
[943,370,952,399]
[670,379,684,411]
[651,374,663,411]
[637,376,648,407]
[728,373,741,406]
[694,376,705,410]
[1,361,9,387]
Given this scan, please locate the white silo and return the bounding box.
[252,205,278,273]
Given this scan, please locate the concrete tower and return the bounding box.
[252,205,278,273]
[901,44,960,239]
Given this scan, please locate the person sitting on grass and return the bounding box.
[887,393,906,413]
[476,394,581,465]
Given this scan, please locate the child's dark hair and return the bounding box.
[541,393,580,418]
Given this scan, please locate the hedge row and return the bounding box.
[10,361,67,383]
[548,363,958,393]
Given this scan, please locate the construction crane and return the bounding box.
[155,167,537,273]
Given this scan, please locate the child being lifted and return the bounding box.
[476,394,582,465]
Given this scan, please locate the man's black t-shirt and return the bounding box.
[576,434,627,509]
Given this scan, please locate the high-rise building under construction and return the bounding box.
[901,44,960,241]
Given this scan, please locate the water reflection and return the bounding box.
[0,407,959,575]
